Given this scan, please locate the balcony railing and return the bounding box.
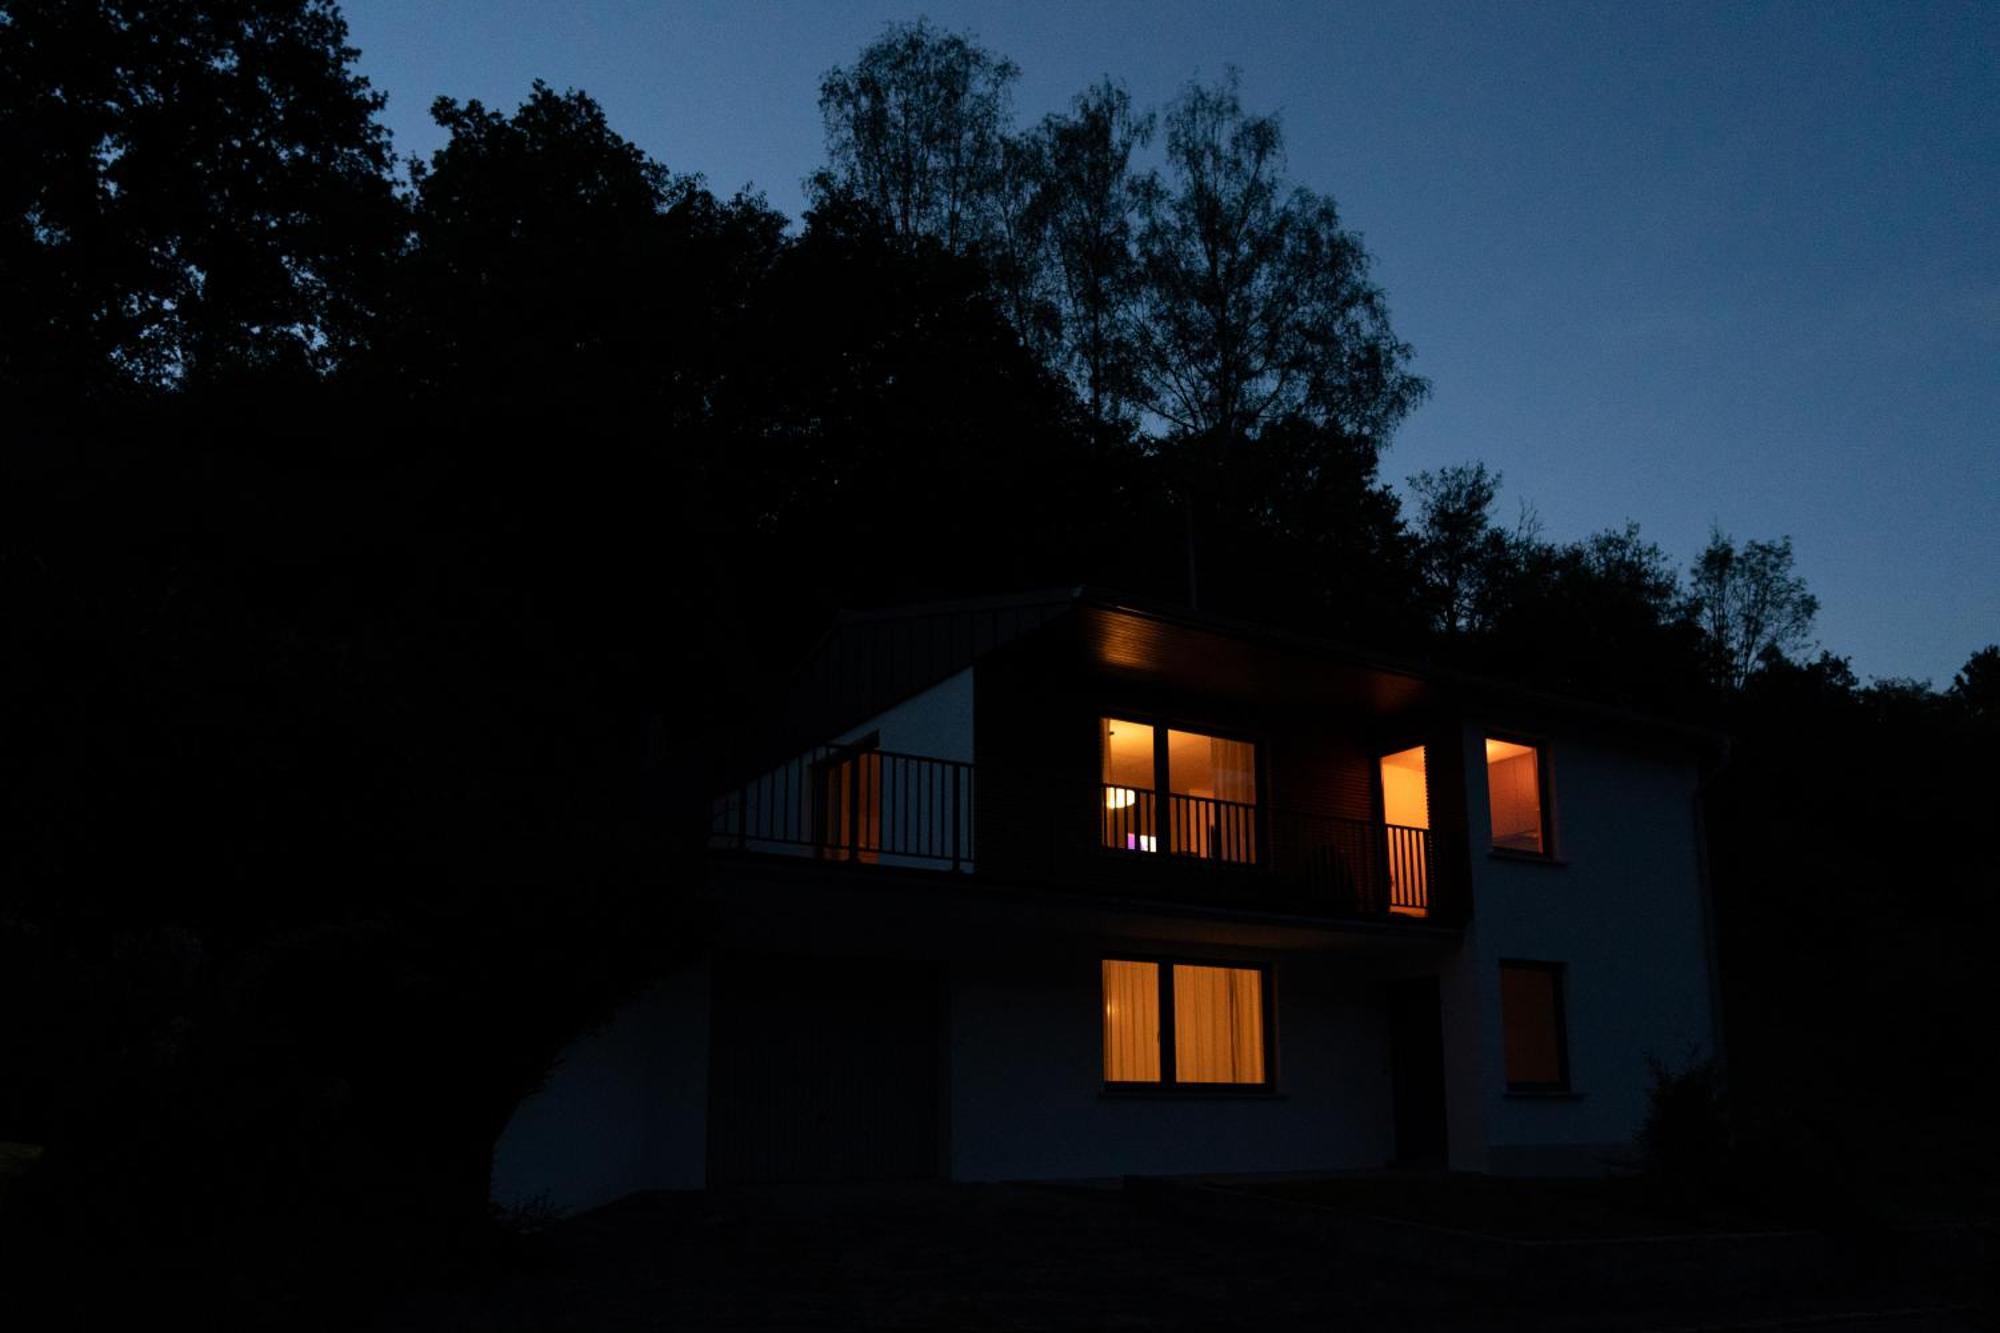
[708,758,1448,922]
[708,746,974,871]
[1098,784,1436,918]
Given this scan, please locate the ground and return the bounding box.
[367,1182,1988,1332]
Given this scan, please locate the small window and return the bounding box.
[1499,961,1569,1091]
[1485,737,1549,855]
[1102,959,1269,1087]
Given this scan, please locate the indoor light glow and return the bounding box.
[1105,786,1138,810]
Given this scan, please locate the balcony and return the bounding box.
[708,746,976,872]
[1098,786,1437,919]
[708,751,1453,924]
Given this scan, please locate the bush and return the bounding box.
[1635,1050,1733,1218]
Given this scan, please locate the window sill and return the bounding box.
[1101,1086,1284,1101]
[1505,1089,1585,1101]
[1486,849,1567,867]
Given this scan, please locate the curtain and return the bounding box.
[1102,960,1161,1082]
[1172,964,1266,1084]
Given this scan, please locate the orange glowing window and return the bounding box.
[1378,746,1431,917]
[1485,737,1548,855]
[1101,718,1157,852]
[1103,958,1268,1087]
[1500,961,1569,1090]
[817,744,881,863]
[1101,717,1257,862]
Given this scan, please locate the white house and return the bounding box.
[492,588,1723,1209]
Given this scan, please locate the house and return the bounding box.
[491,588,1724,1210]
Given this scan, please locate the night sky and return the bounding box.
[342,1,1998,685]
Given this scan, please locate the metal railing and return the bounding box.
[1098,783,1434,917]
[708,746,974,871]
[710,758,1442,920]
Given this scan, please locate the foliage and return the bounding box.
[1635,1051,1732,1217]
[1686,528,1820,691]
[812,18,1019,253]
[0,0,400,395]
[1028,80,1155,430]
[1133,71,1427,447]
[1407,462,1511,637]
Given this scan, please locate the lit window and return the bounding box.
[817,744,880,863]
[1100,718,1157,852]
[1378,746,1430,915]
[1102,959,1268,1087]
[1101,718,1257,862]
[1485,738,1548,854]
[1499,962,1569,1090]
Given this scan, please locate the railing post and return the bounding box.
[950,762,962,872]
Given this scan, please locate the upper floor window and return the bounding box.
[1484,737,1549,855]
[1378,745,1431,915]
[1100,718,1257,862]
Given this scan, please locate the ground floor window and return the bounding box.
[1499,960,1569,1091]
[1102,959,1269,1087]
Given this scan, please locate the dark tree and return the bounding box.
[812,19,1018,254]
[1133,71,1426,448]
[1030,80,1153,430]
[0,0,399,398]
[1407,462,1511,638]
[1686,528,1820,691]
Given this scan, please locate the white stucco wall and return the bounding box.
[722,668,975,869]
[1449,720,1717,1172]
[837,666,974,762]
[489,962,710,1212]
[947,949,1394,1181]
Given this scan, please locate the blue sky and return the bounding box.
[341,1,1999,684]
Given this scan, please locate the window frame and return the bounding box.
[1482,731,1556,859]
[1497,959,1571,1093]
[1096,713,1264,861]
[1100,954,1277,1093]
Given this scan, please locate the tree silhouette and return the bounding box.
[0,0,399,398]
[812,19,1018,254]
[1686,529,1820,690]
[1134,71,1426,448]
[1029,81,1153,432]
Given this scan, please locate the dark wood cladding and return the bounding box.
[972,607,1468,924]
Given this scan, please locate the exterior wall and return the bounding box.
[490,962,710,1212]
[837,665,974,761]
[947,947,1394,1180]
[1451,719,1717,1173]
[722,668,975,869]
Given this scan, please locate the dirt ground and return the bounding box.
[367,1182,1987,1332]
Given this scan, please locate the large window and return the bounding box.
[1485,737,1549,855]
[1100,718,1258,862]
[1499,961,1569,1091]
[1102,959,1269,1087]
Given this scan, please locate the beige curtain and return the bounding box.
[1101,960,1161,1082]
[1172,964,1265,1084]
